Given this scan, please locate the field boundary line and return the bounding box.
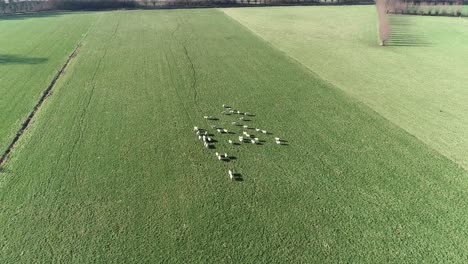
[0,44,82,169]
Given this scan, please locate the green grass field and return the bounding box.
[1,7,467,263]
[224,6,468,169]
[0,12,97,155]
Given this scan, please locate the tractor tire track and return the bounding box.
[177,15,201,108]
[182,45,198,103]
[164,50,193,122]
[63,18,121,178]
[167,18,197,124]
[171,15,208,128]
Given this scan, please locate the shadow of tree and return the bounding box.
[0,54,48,65]
[0,11,81,21]
[386,15,432,47]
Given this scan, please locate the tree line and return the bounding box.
[0,0,375,15]
[387,0,466,17]
[1,0,465,16]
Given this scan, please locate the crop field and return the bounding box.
[1,7,468,263]
[0,12,98,155]
[224,6,468,169]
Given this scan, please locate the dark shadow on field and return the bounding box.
[233,173,243,181]
[386,15,432,47]
[0,54,48,65]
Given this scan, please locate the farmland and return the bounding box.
[224,6,468,169]
[0,12,98,155]
[1,7,468,263]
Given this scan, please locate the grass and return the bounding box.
[0,11,98,155]
[223,6,468,169]
[1,8,467,263]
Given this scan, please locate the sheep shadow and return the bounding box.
[222,156,236,162]
[232,173,243,181]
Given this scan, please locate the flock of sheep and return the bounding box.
[193,104,286,181]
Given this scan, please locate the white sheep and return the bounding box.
[276,140,281,145]
[202,136,206,142]
[275,137,280,141]
[228,170,234,180]
[228,140,233,144]
[262,130,267,134]
[193,126,198,131]
[223,129,228,133]
[239,136,244,142]
[204,142,209,148]
[207,137,212,142]
[254,137,259,142]
[215,152,219,157]
[204,116,208,119]
[255,128,260,132]
[251,139,256,144]
[243,125,248,129]
[198,135,202,140]
[217,129,222,133]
